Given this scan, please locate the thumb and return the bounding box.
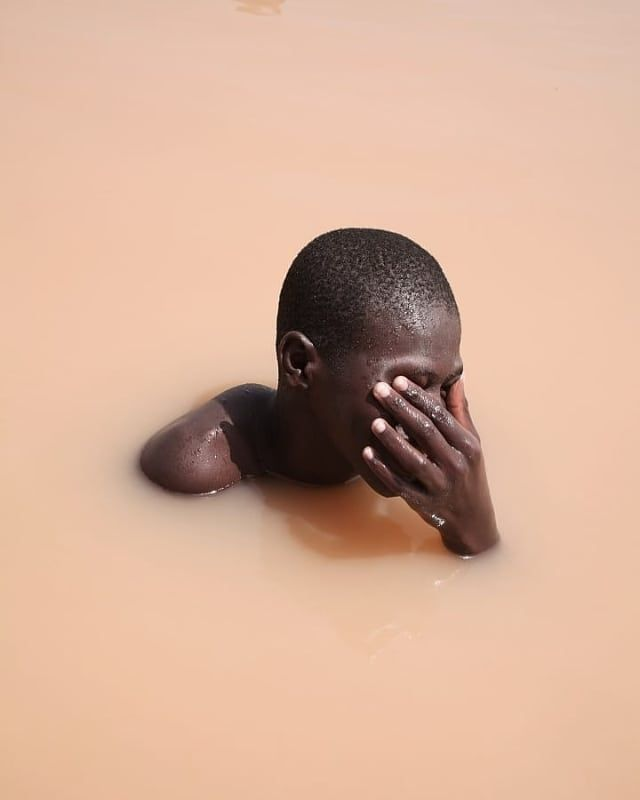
[447,377,476,433]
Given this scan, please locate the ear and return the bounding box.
[277,331,321,389]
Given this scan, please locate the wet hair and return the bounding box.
[276,228,459,363]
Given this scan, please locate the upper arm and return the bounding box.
[139,388,263,494]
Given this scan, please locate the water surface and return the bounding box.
[2,1,639,797]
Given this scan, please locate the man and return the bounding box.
[140,228,499,556]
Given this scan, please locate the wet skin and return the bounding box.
[140,307,499,556]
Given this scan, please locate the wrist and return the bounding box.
[437,510,499,557]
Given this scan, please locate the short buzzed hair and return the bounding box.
[276,228,458,363]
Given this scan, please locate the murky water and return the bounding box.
[2,1,639,797]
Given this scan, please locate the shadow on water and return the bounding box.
[255,475,446,559]
[255,478,458,561]
[253,477,466,657]
[235,0,286,16]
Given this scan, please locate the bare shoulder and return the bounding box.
[139,383,274,494]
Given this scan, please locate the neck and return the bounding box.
[262,386,355,486]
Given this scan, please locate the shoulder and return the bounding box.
[139,383,274,494]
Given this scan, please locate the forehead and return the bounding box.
[346,307,462,380]
[372,307,460,357]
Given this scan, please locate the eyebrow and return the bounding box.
[413,364,464,385]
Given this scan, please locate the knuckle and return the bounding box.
[433,471,449,492]
[407,387,430,413]
[390,395,408,415]
[465,437,481,461]
[431,404,448,424]
[405,385,423,404]
[417,457,434,482]
[452,452,469,474]
[404,385,418,401]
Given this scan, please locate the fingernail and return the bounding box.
[362,446,374,460]
[373,381,390,398]
[371,418,386,434]
[393,376,409,392]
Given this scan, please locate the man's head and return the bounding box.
[276,228,463,494]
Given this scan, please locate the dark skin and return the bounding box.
[140,307,499,556]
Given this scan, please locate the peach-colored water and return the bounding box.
[2,1,639,797]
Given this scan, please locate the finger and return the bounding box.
[371,382,457,470]
[445,377,478,436]
[389,377,479,459]
[363,446,442,526]
[370,417,448,493]
[361,445,408,496]
[362,445,429,509]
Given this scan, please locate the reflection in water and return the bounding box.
[258,475,445,558]
[256,478,466,657]
[235,0,285,16]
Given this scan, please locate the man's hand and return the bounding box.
[362,376,499,556]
